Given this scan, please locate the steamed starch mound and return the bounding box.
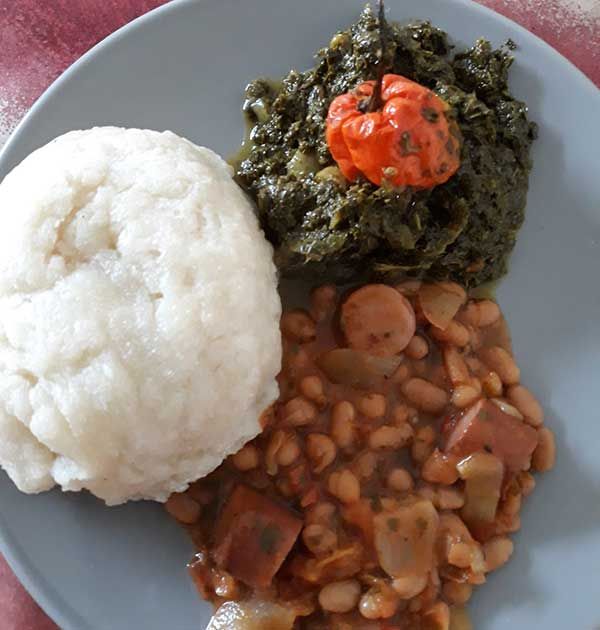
[0,127,281,505]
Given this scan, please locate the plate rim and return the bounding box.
[0,0,598,627]
[0,0,598,172]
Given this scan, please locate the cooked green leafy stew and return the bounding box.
[234,6,536,287]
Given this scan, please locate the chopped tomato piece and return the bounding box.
[213,485,303,589]
[443,400,538,471]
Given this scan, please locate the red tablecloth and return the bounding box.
[0,1,598,628]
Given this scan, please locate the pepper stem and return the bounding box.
[367,0,388,113]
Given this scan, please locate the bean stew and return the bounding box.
[166,282,555,630]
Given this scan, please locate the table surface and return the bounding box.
[0,0,598,628]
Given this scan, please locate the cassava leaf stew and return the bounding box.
[235,6,536,288]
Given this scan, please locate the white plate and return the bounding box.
[0,1,599,628]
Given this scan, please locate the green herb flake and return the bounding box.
[399,131,422,156]
[370,495,384,513]
[422,106,440,123]
[259,523,282,556]
[415,516,429,538]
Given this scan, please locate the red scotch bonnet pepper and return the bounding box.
[326,73,461,189]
